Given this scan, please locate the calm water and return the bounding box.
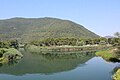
[0,49,119,80]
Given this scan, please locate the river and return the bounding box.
[0,49,119,80]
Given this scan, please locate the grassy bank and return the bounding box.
[95,49,114,61]
[113,69,120,80]
[95,47,120,62]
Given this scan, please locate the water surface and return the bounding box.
[0,49,118,80]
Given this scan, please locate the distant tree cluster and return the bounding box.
[29,37,120,47]
[0,40,19,49]
[114,32,120,38]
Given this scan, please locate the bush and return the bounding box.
[0,48,23,63]
[113,69,120,80]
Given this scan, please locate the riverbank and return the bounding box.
[113,69,120,80]
[25,44,111,54]
[95,47,120,62]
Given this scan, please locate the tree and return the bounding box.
[10,40,19,49]
[114,32,120,38]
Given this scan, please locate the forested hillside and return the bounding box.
[0,17,99,42]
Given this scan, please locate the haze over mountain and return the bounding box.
[0,17,99,42]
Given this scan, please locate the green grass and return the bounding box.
[113,69,120,80]
[95,48,117,61]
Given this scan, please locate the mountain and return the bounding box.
[104,36,114,38]
[0,17,99,42]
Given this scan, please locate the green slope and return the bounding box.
[0,17,99,42]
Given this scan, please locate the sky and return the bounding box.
[0,0,120,36]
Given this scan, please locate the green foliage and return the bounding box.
[10,40,19,49]
[0,48,23,63]
[95,49,114,61]
[95,48,120,62]
[0,41,10,48]
[0,40,19,49]
[0,17,99,42]
[0,48,7,58]
[113,38,120,46]
[113,69,120,80]
[113,46,120,58]
[29,37,115,47]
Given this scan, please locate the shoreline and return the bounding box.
[25,44,111,53]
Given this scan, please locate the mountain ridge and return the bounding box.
[0,17,99,42]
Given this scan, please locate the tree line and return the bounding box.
[30,37,120,47]
[0,37,119,48]
[0,40,19,49]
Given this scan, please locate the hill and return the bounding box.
[0,17,99,42]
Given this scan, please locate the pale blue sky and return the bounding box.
[0,0,120,36]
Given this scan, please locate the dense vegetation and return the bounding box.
[95,37,120,62]
[0,40,22,63]
[0,40,19,49]
[0,17,99,42]
[29,37,120,46]
[0,48,23,63]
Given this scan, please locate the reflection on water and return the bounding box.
[0,49,119,80]
[0,49,94,75]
